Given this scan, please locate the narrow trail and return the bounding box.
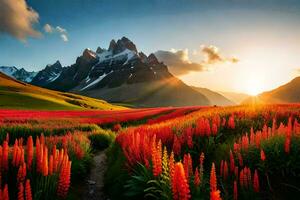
[84,151,108,200]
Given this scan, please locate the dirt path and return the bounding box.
[84,151,108,200]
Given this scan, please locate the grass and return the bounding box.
[0,72,126,110]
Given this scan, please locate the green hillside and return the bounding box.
[0,72,125,110]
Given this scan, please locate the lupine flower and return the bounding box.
[253,170,260,192]
[26,136,33,170]
[183,153,193,180]
[284,138,290,153]
[17,163,26,183]
[3,184,9,200]
[233,180,238,200]
[151,140,162,177]
[171,162,190,200]
[210,163,217,192]
[260,149,266,161]
[228,115,235,129]
[161,147,170,183]
[210,190,222,200]
[194,167,200,187]
[25,180,32,200]
[223,161,228,180]
[169,151,175,183]
[18,183,24,200]
[57,158,72,198]
[229,150,235,173]
[42,147,48,176]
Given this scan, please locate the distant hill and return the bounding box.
[0,72,124,110]
[243,77,300,104]
[191,87,235,106]
[218,91,250,104]
[29,37,210,107]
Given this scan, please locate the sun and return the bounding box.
[244,78,264,96]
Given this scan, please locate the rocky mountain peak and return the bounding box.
[108,37,138,54]
[108,39,117,52]
[96,47,105,54]
[147,53,159,65]
[82,49,97,62]
[139,52,148,63]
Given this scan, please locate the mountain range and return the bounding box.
[5,37,298,107]
[1,37,236,107]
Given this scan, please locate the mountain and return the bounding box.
[32,37,210,107]
[0,72,124,110]
[191,87,235,106]
[243,77,300,104]
[218,91,250,104]
[31,61,63,87]
[0,66,37,82]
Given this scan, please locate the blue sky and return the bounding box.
[1,0,300,93]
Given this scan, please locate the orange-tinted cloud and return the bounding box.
[201,45,239,64]
[155,45,238,76]
[155,49,206,75]
[0,0,41,41]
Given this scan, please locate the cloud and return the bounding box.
[44,24,53,33]
[60,34,68,42]
[0,0,41,41]
[155,45,239,76]
[201,45,239,64]
[155,49,206,76]
[44,24,69,42]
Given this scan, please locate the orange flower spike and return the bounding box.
[57,160,72,198]
[210,190,222,200]
[25,179,32,200]
[210,163,217,192]
[253,170,260,193]
[3,184,9,200]
[43,147,48,176]
[260,149,266,161]
[171,162,191,200]
[233,180,238,200]
[18,183,24,200]
[169,151,175,183]
[17,163,26,183]
[26,136,33,170]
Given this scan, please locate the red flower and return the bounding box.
[57,158,72,198]
[183,153,193,180]
[25,179,32,200]
[17,163,26,183]
[169,152,175,183]
[229,150,235,173]
[26,136,34,170]
[260,149,266,161]
[210,163,217,192]
[223,161,228,180]
[18,183,24,200]
[233,180,238,200]
[284,138,290,154]
[3,184,9,200]
[253,170,260,192]
[194,167,200,187]
[210,190,222,200]
[151,140,162,177]
[171,162,191,200]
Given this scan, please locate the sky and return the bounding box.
[1,0,300,95]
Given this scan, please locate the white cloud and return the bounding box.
[44,24,69,42]
[0,0,41,41]
[60,34,69,42]
[44,24,53,33]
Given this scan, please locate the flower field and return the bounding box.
[0,104,300,199]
